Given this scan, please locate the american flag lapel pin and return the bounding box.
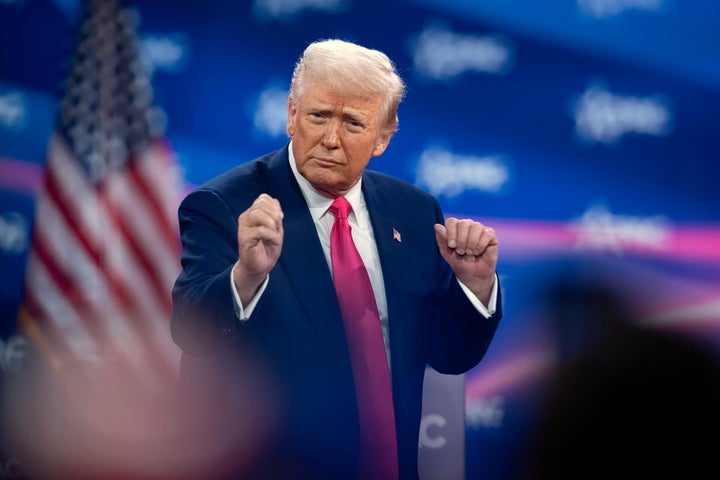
[392,227,402,243]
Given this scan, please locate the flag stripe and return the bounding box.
[130,141,181,249]
[103,178,173,312]
[29,232,108,343]
[21,277,87,368]
[23,249,105,368]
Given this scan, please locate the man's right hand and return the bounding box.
[233,193,284,306]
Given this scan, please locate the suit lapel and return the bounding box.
[361,175,413,338]
[264,148,351,362]
[362,175,409,292]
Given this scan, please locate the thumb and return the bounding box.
[434,223,448,249]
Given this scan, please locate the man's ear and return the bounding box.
[371,133,392,157]
[287,97,296,137]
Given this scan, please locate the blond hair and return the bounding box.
[289,39,406,135]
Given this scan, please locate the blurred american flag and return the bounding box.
[17,0,182,385]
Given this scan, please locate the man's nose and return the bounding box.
[322,123,339,148]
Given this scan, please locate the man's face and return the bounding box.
[287,84,391,198]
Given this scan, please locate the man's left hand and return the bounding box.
[434,218,498,305]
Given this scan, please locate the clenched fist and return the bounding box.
[434,217,498,305]
[233,194,284,306]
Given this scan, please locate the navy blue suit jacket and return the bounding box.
[171,145,502,479]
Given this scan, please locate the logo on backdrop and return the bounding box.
[419,414,448,449]
[466,396,505,429]
[572,204,670,255]
[571,81,673,144]
[140,32,191,76]
[410,24,514,81]
[0,457,22,479]
[252,86,289,138]
[415,147,510,197]
[0,90,28,131]
[251,0,349,21]
[577,0,667,19]
[0,211,29,254]
[0,334,29,373]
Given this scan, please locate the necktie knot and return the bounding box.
[330,196,351,220]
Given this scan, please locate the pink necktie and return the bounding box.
[329,196,398,480]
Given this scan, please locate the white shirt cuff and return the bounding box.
[230,263,269,321]
[457,273,498,318]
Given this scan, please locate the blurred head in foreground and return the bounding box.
[515,275,720,479]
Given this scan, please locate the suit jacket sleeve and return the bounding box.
[170,157,270,356]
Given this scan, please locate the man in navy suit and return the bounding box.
[171,39,502,480]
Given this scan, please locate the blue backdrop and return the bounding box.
[2,0,719,478]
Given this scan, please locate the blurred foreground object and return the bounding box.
[514,271,720,479]
[2,352,279,479]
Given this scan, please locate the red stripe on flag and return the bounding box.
[100,184,173,313]
[129,143,181,250]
